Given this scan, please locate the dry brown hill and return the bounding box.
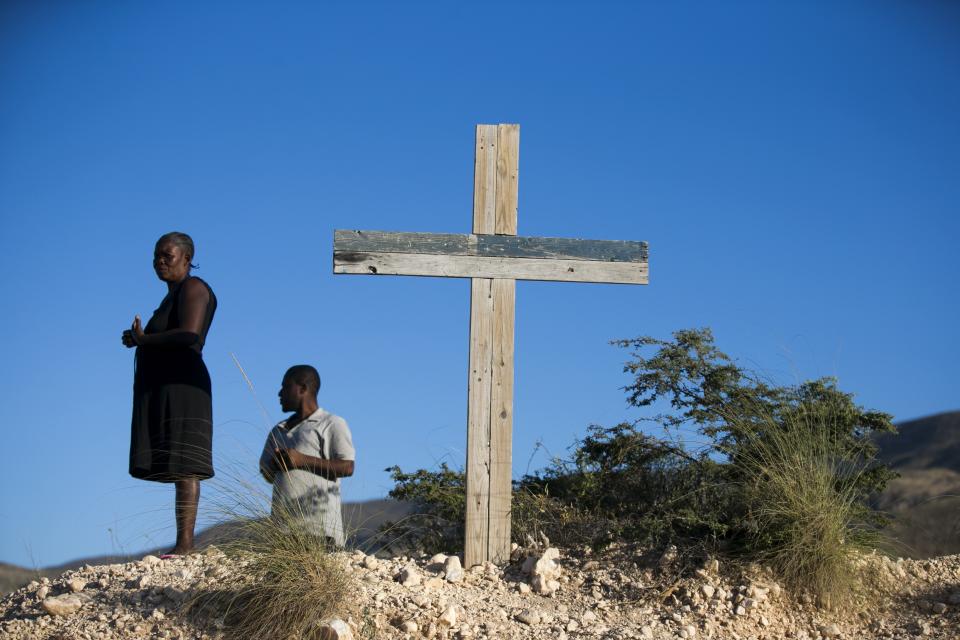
[875,410,960,558]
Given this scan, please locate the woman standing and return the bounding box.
[122,231,217,556]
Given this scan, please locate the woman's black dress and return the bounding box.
[129,277,217,482]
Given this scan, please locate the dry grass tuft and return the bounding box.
[186,467,353,640]
[735,406,883,607]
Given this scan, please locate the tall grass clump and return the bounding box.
[732,404,884,604]
[187,462,352,640]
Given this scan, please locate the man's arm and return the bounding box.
[272,449,353,480]
[259,430,281,483]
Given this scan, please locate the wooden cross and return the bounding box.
[333,124,648,566]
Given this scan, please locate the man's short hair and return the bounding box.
[284,364,321,396]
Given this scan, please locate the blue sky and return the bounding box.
[1,1,957,567]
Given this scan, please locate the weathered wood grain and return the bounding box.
[488,277,515,564]
[495,124,519,236]
[465,277,494,569]
[465,125,501,568]
[334,230,648,263]
[334,251,649,284]
[487,125,518,564]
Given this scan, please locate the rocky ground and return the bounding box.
[2,542,959,640]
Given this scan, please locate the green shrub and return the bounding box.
[381,463,466,553]
[383,328,896,602]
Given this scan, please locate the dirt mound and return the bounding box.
[2,544,958,639]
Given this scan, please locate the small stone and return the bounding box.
[42,594,86,616]
[141,555,162,566]
[424,577,445,591]
[315,618,353,640]
[701,584,715,599]
[399,620,418,632]
[396,564,421,587]
[819,623,841,638]
[659,544,678,567]
[438,605,458,627]
[734,605,746,616]
[931,602,947,614]
[515,608,541,625]
[37,585,50,600]
[582,610,597,623]
[517,582,531,594]
[362,555,379,570]
[444,556,464,583]
[68,578,87,593]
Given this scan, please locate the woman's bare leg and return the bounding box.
[168,478,200,555]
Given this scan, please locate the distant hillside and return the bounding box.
[874,410,960,558]
[876,410,960,472]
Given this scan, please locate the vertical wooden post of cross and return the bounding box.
[465,124,519,567]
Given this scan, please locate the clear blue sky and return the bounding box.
[1,1,957,567]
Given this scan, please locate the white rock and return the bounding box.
[515,608,541,625]
[396,564,421,587]
[582,610,598,623]
[362,555,379,570]
[42,593,86,616]
[428,553,448,567]
[530,547,562,595]
[423,576,445,591]
[399,620,418,633]
[67,578,86,593]
[36,585,50,600]
[517,582,531,594]
[438,605,458,627]
[315,618,353,640]
[443,555,464,583]
[701,584,716,599]
[819,623,841,638]
[141,555,161,566]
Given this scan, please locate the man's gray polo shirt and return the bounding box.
[259,407,355,546]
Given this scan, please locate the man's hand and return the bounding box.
[273,447,307,471]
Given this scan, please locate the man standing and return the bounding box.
[259,365,355,547]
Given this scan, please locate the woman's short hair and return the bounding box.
[156,231,197,268]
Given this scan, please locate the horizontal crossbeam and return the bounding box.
[335,230,648,262]
[333,230,648,284]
